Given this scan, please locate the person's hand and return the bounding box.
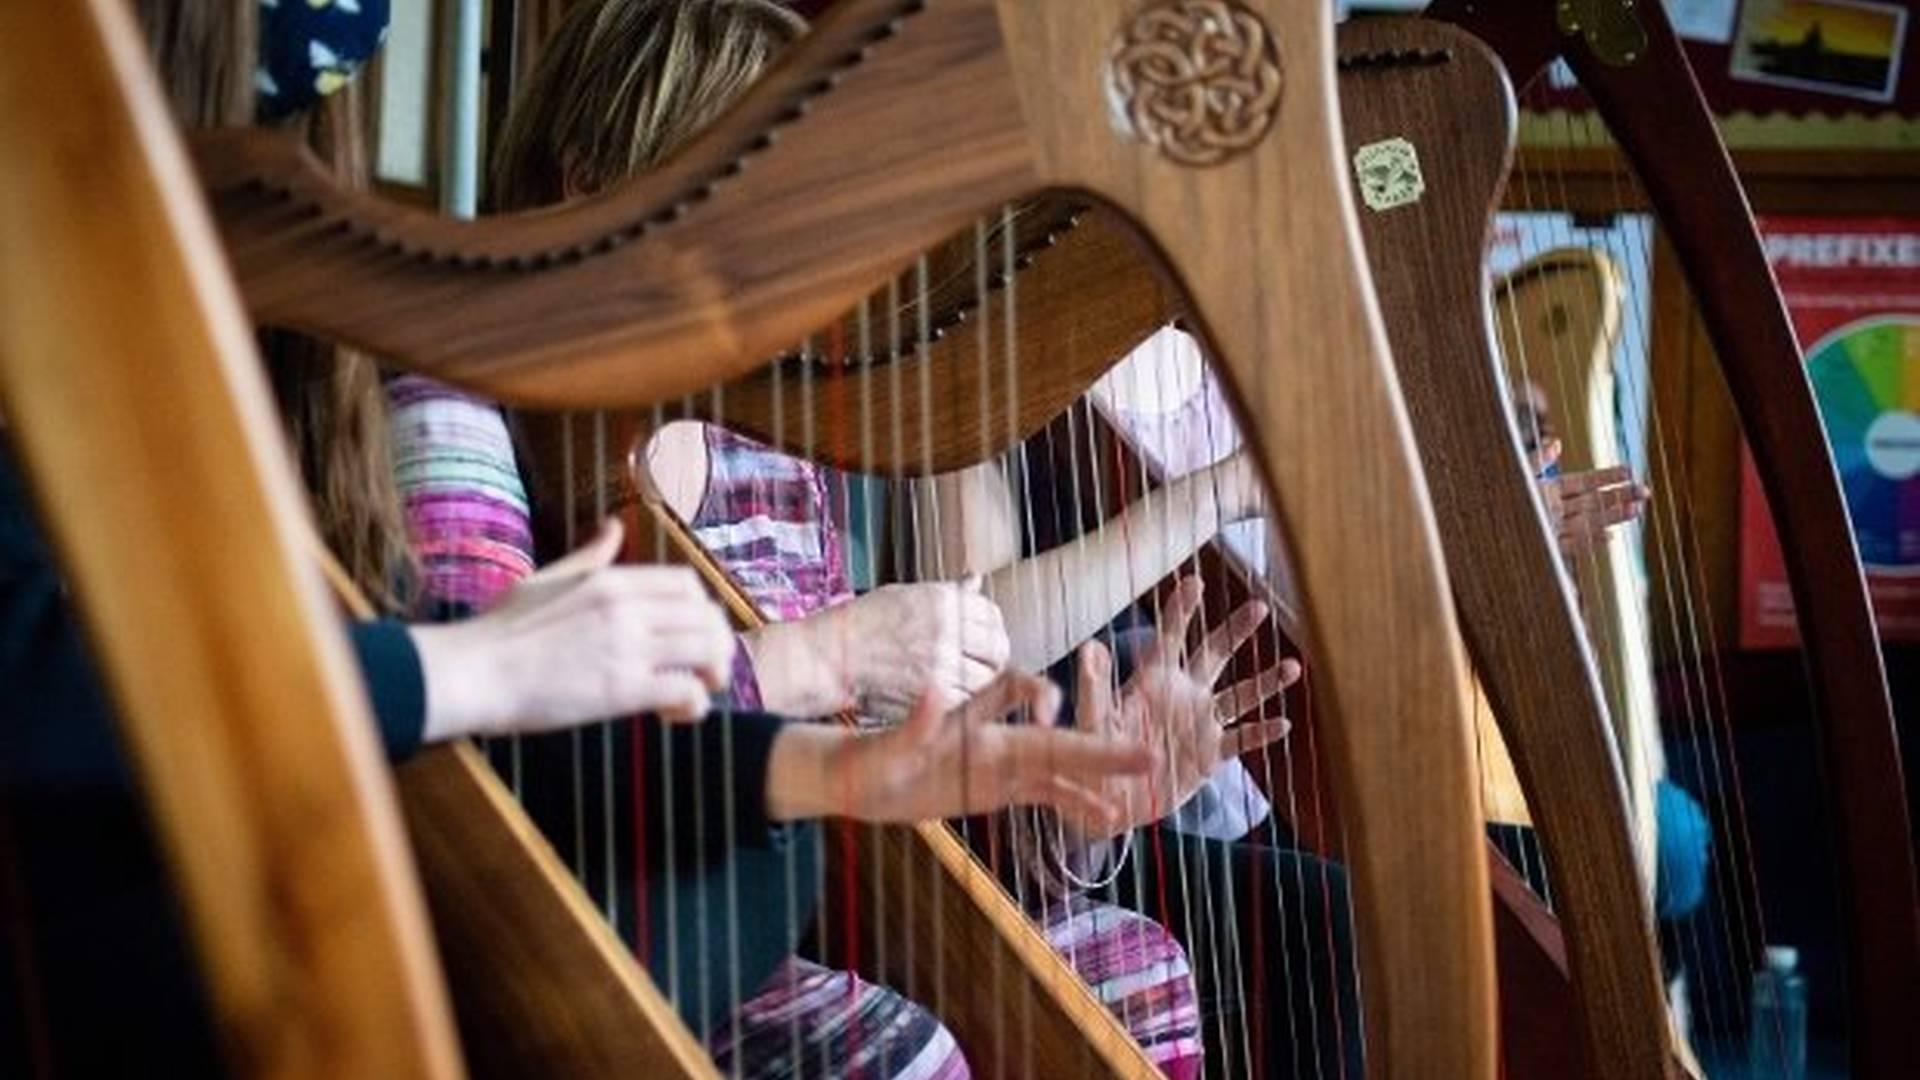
[763,672,1152,831]
[1073,577,1297,839]
[1529,439,1651,559]
[749,578,1009,721]
[413,519,735,740]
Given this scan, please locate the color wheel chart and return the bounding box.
[1809,315,1920,573]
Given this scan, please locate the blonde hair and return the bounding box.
[492,0,805,211]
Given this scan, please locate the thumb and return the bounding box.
[899,687,945,748]
[535,518,624,581]
[1075,641,1112,735]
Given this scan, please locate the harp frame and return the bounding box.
[0,0,462,1074]
[192,0,1499,1075]
[1332,17,1672,1078]
[665,20,1682,1076]
[1425,0,1920,1074]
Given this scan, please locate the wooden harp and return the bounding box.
[658,18,1676,1078]
[1422,1,1920,1076]
[6,1,1502,1079]
[0,0,463,1074]
[603,6,1910,1078]
[1330,17,1674,1079]
[793,19,1677,1077]
[207,0,1502,1070]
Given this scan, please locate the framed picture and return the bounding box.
[1730,0,1909,103]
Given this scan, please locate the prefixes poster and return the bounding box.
[1742,217,1920,647]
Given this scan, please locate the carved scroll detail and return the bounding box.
[1107,0,1283,167]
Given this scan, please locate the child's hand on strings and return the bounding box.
[1530,438,1652,559]
[1072,577,1297,840]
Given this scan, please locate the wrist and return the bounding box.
[412,620,520,742]
[412,623,477,742]
[744,619,856,719]
[763,722,847,822]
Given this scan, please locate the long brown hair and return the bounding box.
[491,0,805,212]
[491,0,1045,356]
[135,0,413,610]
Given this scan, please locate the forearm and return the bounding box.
[762,722,851,823]
[984,465,1232,671]
[736,620,853,719]
[909,463,1020,579]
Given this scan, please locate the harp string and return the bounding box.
[1187,345,1318,1079]
[1237,389,1327,1072]
[1586,113,1791,1068]
[908,258,935,1041]
[596,410,618,931]
[1506,85,1672,981]
[960,214,1021,1060]
[1081,311,1349,1071]
[987,211,1040,1077]
[1540,97,1753,1055]
[1509,129,1577,913]
[652,395,683,1015]
[1112,344,1208,1064]
[779,338,803,1070]
[1504,81,1797,1068]
[1022,217,1144,1057]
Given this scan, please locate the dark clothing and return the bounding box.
[1098,820,1363,1080]
[0,445,429,1075]
[494,720,819,1040]
[0,447,809,1070]
[0,455,429,783]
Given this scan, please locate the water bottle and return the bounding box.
[1748,945,1808,1079]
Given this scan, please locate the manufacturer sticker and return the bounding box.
[1353,137,1425,212]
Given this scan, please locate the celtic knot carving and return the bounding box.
[1107,0,1283,167]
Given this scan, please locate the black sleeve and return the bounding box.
[1,447,428,785]
[494,708,812,1034]
[349,619,427,760]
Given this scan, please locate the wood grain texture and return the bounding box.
[528,206,1183,497]
[1494,249,1666,900]
[1335,20,1669,1078]
[0,1,462,1076]
[697,207,1180,475]
[398,745,718,1080]
[994,2,1496,1073]
[195,0,1044,409]
[197,0,1497,1073]
[1428,2,1920,1074]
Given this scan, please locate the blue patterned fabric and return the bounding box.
[256,0,390,121]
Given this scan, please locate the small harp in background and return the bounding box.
[1418,0,1919,1076]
